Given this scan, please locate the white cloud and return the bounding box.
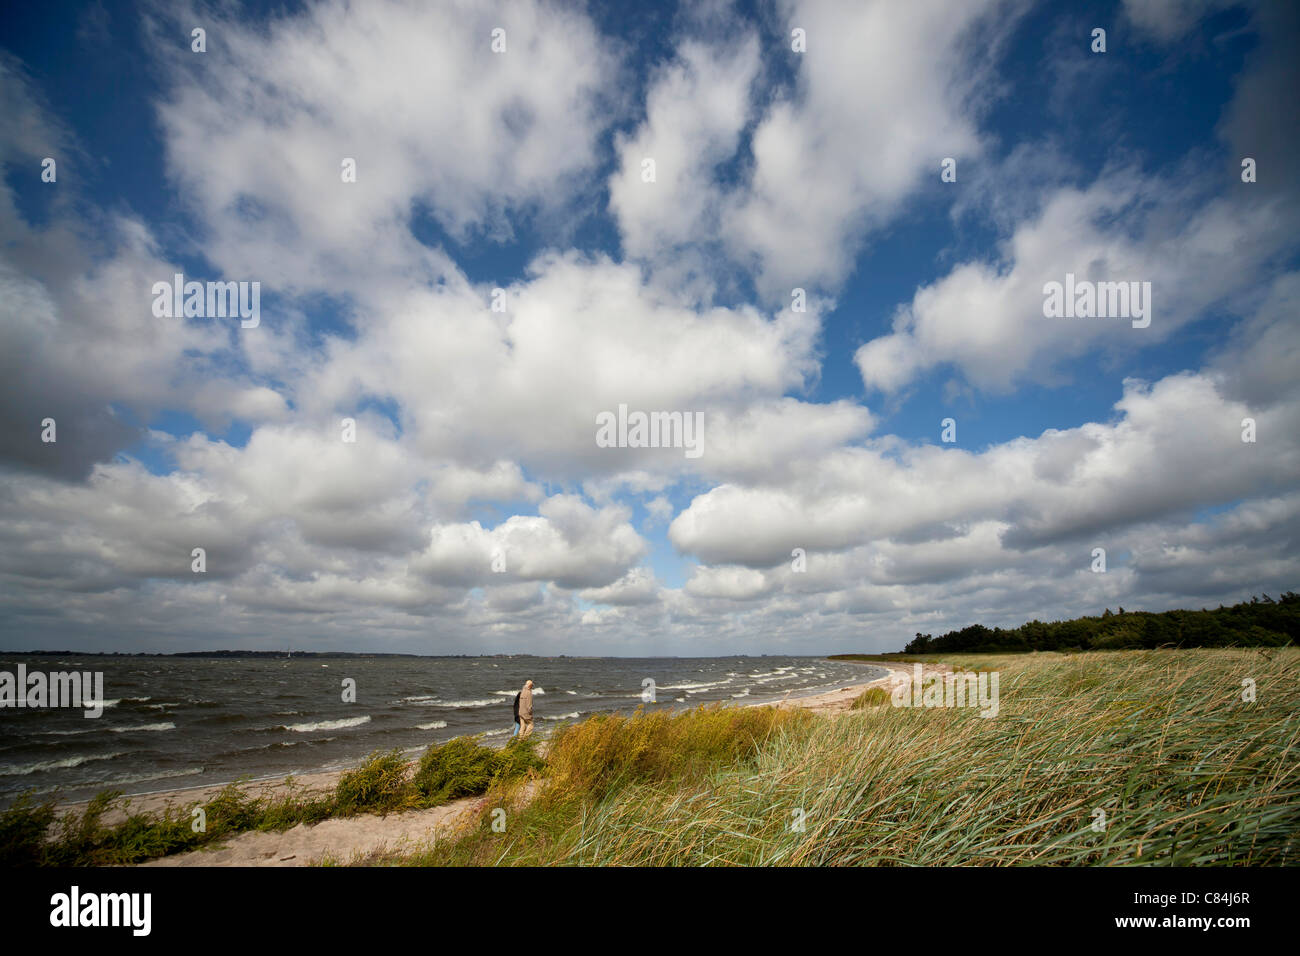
[153,0,620,292]
[580,567,660,606]
[609,33,760,265]
[855,170,1293,394]
[1,0,1296,655]
[415,495,648,590]
[672,366,1300,566]
[719,0,1021,297]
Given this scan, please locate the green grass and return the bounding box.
[850,687,891,708]
[829,653,946,664]
[391,702,814,866]
[543,703,814,801]
[9,649,1296,867]
[413,735,545,804]
[0,736,541,866]
[389,649,1299,866]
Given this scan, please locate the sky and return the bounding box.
[0,0,1297,655]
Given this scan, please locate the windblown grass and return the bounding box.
[414,735,544,804]
[0,736,540,866]
[396,703,814,866]
[850,687,891,709]
[9,650,1294,867]
[544,703,814,800]
[396,649,1298,866]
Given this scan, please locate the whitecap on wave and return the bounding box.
[282,715,371,733]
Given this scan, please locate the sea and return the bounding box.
[0,655,885,805]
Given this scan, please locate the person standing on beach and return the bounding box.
[518,679,534,738]
[511,689,521,739]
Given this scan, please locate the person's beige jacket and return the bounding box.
[519,685,533,720]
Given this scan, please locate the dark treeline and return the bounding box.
[904,593,1299,654]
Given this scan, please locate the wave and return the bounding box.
[283,716,371,733]
[543,712,580,721]
[13,765,204,799]
[435,698,502,709]
[400,695,439,703]
[195,713,253,727]
[108,722,176,733]
[0,752,127,777]
[416,721,448,731]
[102,766,203,790]
[492,688,545,696]
[662,679,732,691]
[731,689,751,698]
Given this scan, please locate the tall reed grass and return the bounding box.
[399,649,1298,866]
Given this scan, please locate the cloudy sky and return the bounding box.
[1,0,1296,655]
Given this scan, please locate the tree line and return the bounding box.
[903,592,1299,653]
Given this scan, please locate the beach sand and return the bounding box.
[763,659,949,716]
[52,660,944,867]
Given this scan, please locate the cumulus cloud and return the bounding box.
[580,567,661,606]
[671,366,1300,565]
[718,0,1023,298]
[0,59,280,480]
[855,169,1295,394]
[152,0,621,293]
[415,495,648,590]
[0,0,1296,654]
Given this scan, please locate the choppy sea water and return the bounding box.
[0,655,885,804]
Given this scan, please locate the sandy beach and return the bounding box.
[51,660,940,867]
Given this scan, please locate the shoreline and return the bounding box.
[52,659,942,866]
[52,664,904,820]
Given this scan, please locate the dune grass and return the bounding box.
[393,702,814,866]
[391,648,1298,866]
[5,649,1294,867]
[851,687,891,708]
[0,736,542,866]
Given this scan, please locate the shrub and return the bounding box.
[0,794,55,866]
[334,749,417,815]
[413,736,541,804]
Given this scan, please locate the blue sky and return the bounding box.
[0,0,1297,653]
